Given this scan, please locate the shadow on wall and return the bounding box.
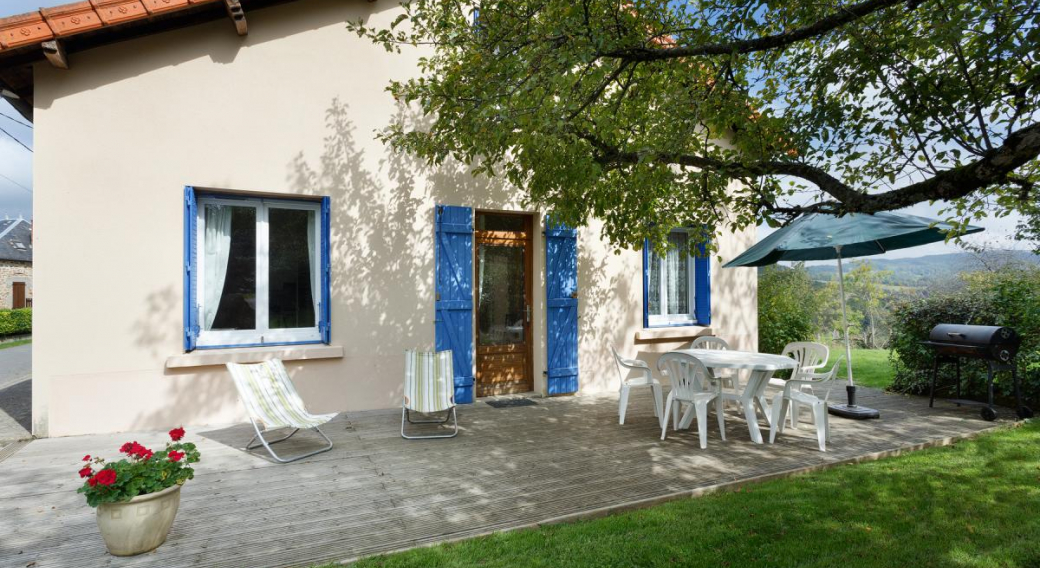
[277,100,516,413]
[134,95,678,428]
[577,232,639,392]
[33,0,398,108]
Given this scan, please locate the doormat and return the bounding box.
[485,398,538,409]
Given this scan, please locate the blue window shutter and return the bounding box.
[183,186,199,352]
[545,216,579,395]
[641,239,650,329]
[694,239,711,325]
[435,205,475,404]
[319,196,332,344]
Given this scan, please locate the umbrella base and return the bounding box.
[827,386,879,419]
[828,403,880,420]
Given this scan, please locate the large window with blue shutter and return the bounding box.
[643,229,710,328]
[184,187,331,351]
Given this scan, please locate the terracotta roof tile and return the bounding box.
[0,12,55,49]
[42,2,105,37]
[0,0,221,53]
[90,0,150,25]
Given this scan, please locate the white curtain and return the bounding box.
[307,211,319,316]
[665,232,689,316]
[203,205,233,330]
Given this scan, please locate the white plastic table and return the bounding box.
[668,349,799,444]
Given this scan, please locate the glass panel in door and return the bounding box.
[478,245,526,346]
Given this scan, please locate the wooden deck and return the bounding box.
[0,388,1009,568]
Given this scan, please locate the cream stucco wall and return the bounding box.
[31,0,756,437]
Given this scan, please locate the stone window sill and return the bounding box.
[165,344,344,369]
[634,326,712,342]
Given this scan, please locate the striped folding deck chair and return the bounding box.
[226,359,337,463]
[402,350,458,439]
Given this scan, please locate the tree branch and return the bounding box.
[581,121,1040,214]
[600,0,910,61]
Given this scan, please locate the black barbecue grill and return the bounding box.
[922,324,1032,421]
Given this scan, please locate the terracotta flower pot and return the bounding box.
[96,484,181,556]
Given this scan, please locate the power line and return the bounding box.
[0,125,31,153]
[0,171,31,194]
[0,111,31,129]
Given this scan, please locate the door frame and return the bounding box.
[473,211,535,396]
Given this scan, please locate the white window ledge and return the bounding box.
[165,344,344,369]
[634,326,712,342]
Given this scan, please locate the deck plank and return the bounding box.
[0,387,1007,568]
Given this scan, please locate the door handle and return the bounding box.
[525,305,532,324]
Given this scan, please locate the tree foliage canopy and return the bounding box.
[351,0,1040,250]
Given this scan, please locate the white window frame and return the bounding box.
[196,196,322,348]
[647,228,697,327]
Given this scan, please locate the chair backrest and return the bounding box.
[404,350,455,413]
[806,356,844,403]
[226,359,313,430]
[781,342,829,379]
[657,352,715,400]
[690,336,730,351]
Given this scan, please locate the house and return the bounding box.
[0,0,757,438]
[0,217,32,309]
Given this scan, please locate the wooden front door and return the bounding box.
[475,212,533,396]
[11,282,25,309]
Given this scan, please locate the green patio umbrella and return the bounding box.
[723,211,984,419]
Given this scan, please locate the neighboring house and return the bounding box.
[0,218,32,309]
[0,0,757,438]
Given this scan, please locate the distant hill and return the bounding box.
[792,251,1039,288]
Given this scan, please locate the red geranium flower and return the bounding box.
[168,450,185,462]
[82,455,91,462]
[87,476,98,487]
[169,427,186,442]
[119,441,153,460]
[92,469,117,487]
[78,466,93,478]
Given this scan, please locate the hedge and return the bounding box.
[0,308,31,337]
[889,267,1040,407]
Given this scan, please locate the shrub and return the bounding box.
[758,264,819,355]
[0,308,31,336]
[889,267,1040,406]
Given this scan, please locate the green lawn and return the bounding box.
[313,421,1040,568]
[0,338,30,351]
[835,348,895,390]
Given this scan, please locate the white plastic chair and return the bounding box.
[769,357,843,451]
[610,345,663,425]
[657,352,725,449]
[226,359,336,463]
[769,342,829,428]
[690,336,740,404]
[402,350,458,439]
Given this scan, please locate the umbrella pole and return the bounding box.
[828,245,880,420]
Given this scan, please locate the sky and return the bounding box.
[0,1,1028,257]
[0,1,62,222]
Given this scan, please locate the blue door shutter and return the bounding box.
[545,216,579,395]
[183,186,199,352]
[694,239,711,325]
[435,205,475,404]
[319,196,332,344]
[641,240,651,329]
